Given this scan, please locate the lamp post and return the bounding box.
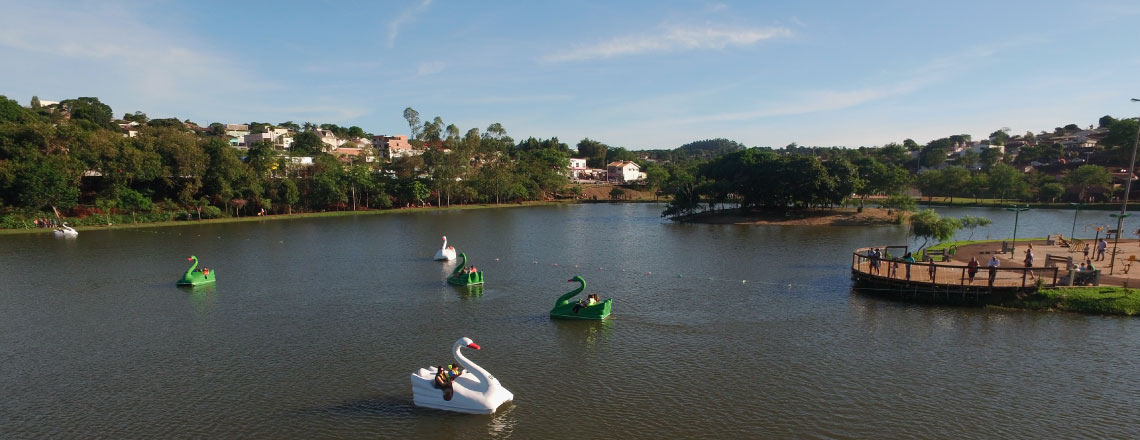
[1110,99,1140,274]
[1069,202,1083,241]
[1005,204,1030,257]
[1109,213,1132,274]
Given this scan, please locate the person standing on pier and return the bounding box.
[1024,248,1036,280]
[987,255,1000,286]
[967,257,979,284]
[902,252,915,280]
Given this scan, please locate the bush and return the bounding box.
[0,213,32,229]
[200,205,224,219]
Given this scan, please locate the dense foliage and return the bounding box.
[0,97,578,226]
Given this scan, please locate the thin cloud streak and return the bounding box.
[466,94,574,104]
[543,25,792,62]
[417,61,446,75]
[387,0,434,48]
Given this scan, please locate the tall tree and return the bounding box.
[403,107,421,140]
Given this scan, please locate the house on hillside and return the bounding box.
[315,129,343,151]
[607,161,641,183]
[242,128,293,150]
[372,134,420,159]
[225,124,250,137]
[568,158,587,180]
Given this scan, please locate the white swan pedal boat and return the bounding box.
[410,337,513,414]
[434,235,457,261]
[53,224,78,238]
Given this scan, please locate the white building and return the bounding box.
[568,158,587,179]
[316,129,344,151]
[607,161,641,183]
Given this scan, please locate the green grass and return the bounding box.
[0,201,565,235]
[914,237,1045,261]
[917,197,1121,210]
[994,286,1140,316]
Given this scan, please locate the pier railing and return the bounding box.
[852,246,1059,289]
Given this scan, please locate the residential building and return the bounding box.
[316,129,343,150]
[568,158,587,180]
[225,124,250,138]
[607,161,641,183]
[242,128,293,150]
[372,135,420,159]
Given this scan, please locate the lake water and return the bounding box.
[1,204,1138,438]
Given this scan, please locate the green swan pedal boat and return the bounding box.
[550,275,612,320]
[177,255,216,286]
[447,253,484,286]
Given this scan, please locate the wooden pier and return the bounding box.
[851,246,1060,304]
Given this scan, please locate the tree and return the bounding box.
[908,209,962,252]
[876,143,909,167]
[576,138,609,168]
[403,107,421,140]
[11,155,82,211]
[1039,182,1065,202]
[877,193,917,213]
[959,215,992,240]
[61,97,114,129]
[989,128,1011,145]
[278,179,299,214]
[1099,115,1118,128]
[986,163,1025,203]
[123,111,148,124]
[290,131,324,155]
[0,95,27,123]
[937,166,970,202]
[1066,164,1112,202]
[609,187,625,200]
[921,138,951,168]
[979,147,1003,171]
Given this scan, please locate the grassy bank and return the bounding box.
[918,198,1121,210]
[992,287,1140,316]
[0,201,564,235]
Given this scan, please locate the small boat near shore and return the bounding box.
[53,223,78,238]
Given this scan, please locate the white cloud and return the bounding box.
[417,61,446,75]
[387,0,434,48]
[0,2,268,108]
[543,24,792,63]
[467,94,573,104]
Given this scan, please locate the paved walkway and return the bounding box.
[948,237,1140,287]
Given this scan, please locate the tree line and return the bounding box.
[0,97,595,227]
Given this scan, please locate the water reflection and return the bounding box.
[552,319,614,350]
[485,404,517,438]
[454,285,484,297]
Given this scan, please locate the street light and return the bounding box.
[1109,212,1132,274]
[1110,98,1140,274]
[1005,204,1030,257]
[1069,202,1083,242]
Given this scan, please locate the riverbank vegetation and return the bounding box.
[995,287,1140,316]
[0,96,662,228]
[3,93,1138,230]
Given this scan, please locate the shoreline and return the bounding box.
[0,201,566,235]
[674,207,902,226]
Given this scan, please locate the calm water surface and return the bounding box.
[1,204,1137,438]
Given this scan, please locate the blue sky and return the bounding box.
[2,0,1139,150]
